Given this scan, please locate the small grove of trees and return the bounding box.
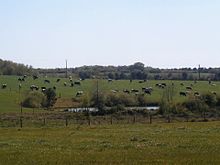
[22,88,56,109]
[159,85,176,122]
[0,59,34,75]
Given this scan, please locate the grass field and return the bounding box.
[1,75,220,112]
[0,122,219,164]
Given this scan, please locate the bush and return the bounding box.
[22,91,46,108]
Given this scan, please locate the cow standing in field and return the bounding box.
[74,81,81,86]
[56,79,61,82]
[194,92,200,97]
[123,89,130,94]
[76,91,83,97]
[186,86,193,90]
[33,75,38,80]
[30,85,39,91]
[2,84,7,89]
[44,80,50,83]
[179,91,187,96]
[41,87,46,92]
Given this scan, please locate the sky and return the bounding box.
[0,0,220,69]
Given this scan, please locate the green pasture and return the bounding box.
[0,122,219,164]
[0,75,220,112]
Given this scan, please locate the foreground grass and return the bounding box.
[0,122,220,164]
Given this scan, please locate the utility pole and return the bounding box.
[198,64,201,80]
[96,80,99,111]
[65,60,67,78]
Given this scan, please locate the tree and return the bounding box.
[43,88,56,108]
[160,85,176,122]
[182,72,188,80]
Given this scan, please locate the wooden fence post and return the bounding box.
[149,114,152,124]
[20,117,23,128]
[65,117,68,127]
[43,118,46,126]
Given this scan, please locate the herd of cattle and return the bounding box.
[109,79,218,97]
[1,75,83,97]
[1,75,218,98]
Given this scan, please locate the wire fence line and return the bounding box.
[0,112,219,128]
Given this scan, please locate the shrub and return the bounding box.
[22,91,46,108]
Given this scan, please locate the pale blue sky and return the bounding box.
[0,0,220,68]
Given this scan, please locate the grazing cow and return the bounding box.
[33,75,38,80]
[139,80,144,83]
[64,82,67,86]
[76,91,83,97]
[123,89,130,94]
[74,81,81,85]
[144,89,152,95]
[130,79,133,83]
[70,82,74,87]
[111,90,118,93]
[44,80,50,83]
[108,79,113,82]
[19,83,22,89]
[186,86,193,90]
[18,77,25,82]
[156,83,165,89]
[131,89,139,93]
[2,84,7,89]
[41,87,46,92]
[194,92,200,96]
[56,78,61,82]
[180,83,184,86]
[212,91,217,95]
[53,86,56,90]
[179,91,187,96]
[161,83,166,87]
[30,85,39,91]
[142,87,146,91]
[69,79,73,82]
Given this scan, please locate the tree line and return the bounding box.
[1,59,220,81]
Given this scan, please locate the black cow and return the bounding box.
[123,89,130,94]
[44,80,50,83]
[131,89,139,93]
[56,79,61,82]
[74,81,81,85]
[33,75,38,80]
[41,87,46,92]
[194,92,200,96]
[179,91,187,96]
[145,89,152,95]
[186,86,192,90]
[2,84,7,89]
